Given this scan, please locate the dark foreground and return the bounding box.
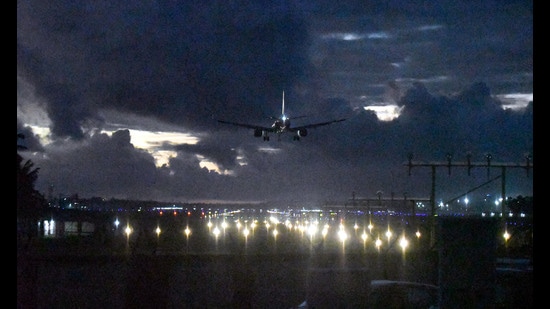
[18,249,439,308]
[17,217,532,308]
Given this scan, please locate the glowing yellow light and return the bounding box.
[415,230,421,238]
[184,227,191,237]
[125,225,132,236]
[213,226,220,237]
[503,230,511,241]
[338,229,348,242]
[155,226,161,236]
[308,224,318,237]
[399,236,409,250]
[273,229,278,238]
[375,238,382,250]
[385,229,392,241]
[361,231,368,242]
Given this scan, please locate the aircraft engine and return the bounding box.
[254,128,263,137]
[297,129,308,137]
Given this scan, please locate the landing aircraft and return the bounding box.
[217,92,347,141]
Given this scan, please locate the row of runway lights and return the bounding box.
[115,216,513,251]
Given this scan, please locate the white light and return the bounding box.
[269,216,280,224]
[503,231,510,241]
[308,225,318,237]
[399,236,409,250]
[385,229,392,241]
[338,229,348,242]
[375,238,382,250]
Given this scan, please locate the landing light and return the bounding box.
[213,227,220,237]
[399,236,409,250]
[361,231,368,242]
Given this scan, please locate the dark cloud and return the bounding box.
[17,1,532,203]
[17,1,316,139]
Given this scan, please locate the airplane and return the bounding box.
[216,91,347,141]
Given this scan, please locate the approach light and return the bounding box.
[361,231,368,242]
[338,229,348,243]
[213,227,220,237]
[375,238,382,251]
[385,229,392,241]
[399,236,409,251]
[503,230,510,242]
[322,227,328,238]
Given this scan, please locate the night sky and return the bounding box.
[17,0,532,205]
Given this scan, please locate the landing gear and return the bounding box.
[263,136,270,141]
[293,135,300,141]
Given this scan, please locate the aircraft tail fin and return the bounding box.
[282,91,285,116]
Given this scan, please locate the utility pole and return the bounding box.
[405,153,532,248]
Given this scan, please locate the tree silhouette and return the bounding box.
[17,133,47,242]
[507,195,533,216]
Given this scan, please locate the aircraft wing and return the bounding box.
[291,118,347,131]
[216,119,275,132]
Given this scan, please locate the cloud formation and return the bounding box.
[17,1,532,204]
